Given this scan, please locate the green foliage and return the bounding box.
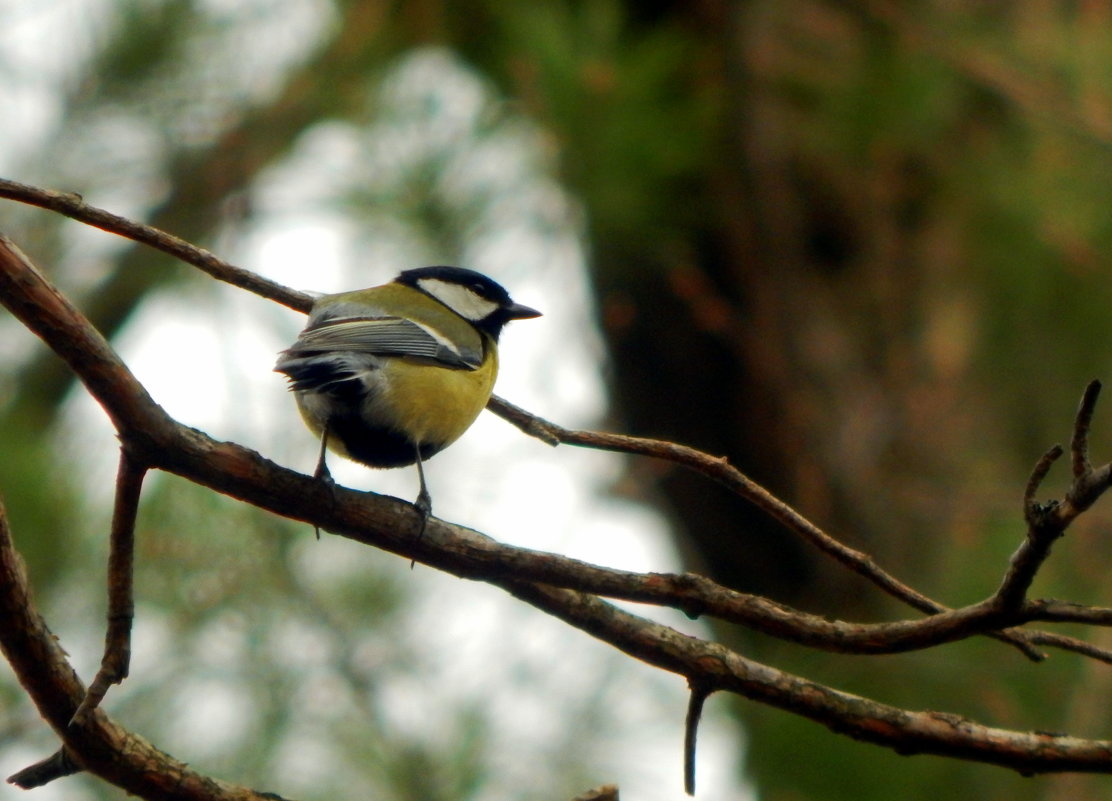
[0,427,83,591]
[472,0,717,251]
[90,0,201,96]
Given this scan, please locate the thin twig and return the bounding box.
[488,395,1048,661]
[1022,630,1112,665]
[998,382,1112,613]
[1025,445,1064,516]
[0,177,312,312]
[1071,380,1101,477]
[488,396,940,609]
[72,450,148,723]
[683,682,711,796]
[998,448,1068,612]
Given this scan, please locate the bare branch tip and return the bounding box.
[1070,380,1103,476]
[995,630,1047,663]
[7,749,81,789]
[684,682,713,796]
[1083,378,1103,405]
[1025,444,1063,507]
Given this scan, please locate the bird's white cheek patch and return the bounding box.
[417,278,500,322]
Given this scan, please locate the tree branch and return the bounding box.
[0,177,311,312]
[73,450,149,721]
[502,580,1112,776]
[0,178,1086,661]
[488,395,1075,662]
[0,236,1094,663]
[7,186,1112,795]
[0,497,295,800]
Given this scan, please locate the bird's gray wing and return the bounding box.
[282,316,481,369]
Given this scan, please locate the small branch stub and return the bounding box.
[684,682,712,796]
[7,749,81,789]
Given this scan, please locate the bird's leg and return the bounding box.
[413,448,432,534]
[312,424,336,540]
[409,448,432,569]
[314,424,333,483]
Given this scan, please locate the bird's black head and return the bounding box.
[396,266,541,339]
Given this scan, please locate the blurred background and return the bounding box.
[5,1,1112,800]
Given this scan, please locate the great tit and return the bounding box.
[275,266,540,527]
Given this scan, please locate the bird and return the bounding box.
[275,265,540,531]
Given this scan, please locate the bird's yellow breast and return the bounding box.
[371,345,498,448]
[292,337,498,467]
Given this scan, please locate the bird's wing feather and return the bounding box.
[285,316,481,369]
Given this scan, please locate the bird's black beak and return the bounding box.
[505,302,542,320]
